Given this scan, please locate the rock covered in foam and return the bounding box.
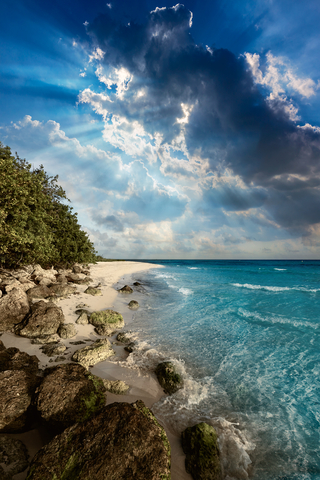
[155,361,184,395]
[26,400,171,480]
[34,363,106,432]
[181,422,222,480]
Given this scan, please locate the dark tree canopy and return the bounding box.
[0,142,97,268]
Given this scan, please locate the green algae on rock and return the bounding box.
[181,422,222,480]
[84,287,102,296]
[26,401,171,480]
[89,310,124,336]
[155,361,184,395]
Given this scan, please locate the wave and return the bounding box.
[232,283,320,293]
[239,308,320,330]
[188,267,199,270]
[113,335,253,479]
[274,268,287,271]
[178,287,193,296]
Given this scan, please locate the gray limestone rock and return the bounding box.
[41,344,66,357]
[31,334,60,345]
[76,312,89,325]
[128,300,139,309]
[49,284,77,297]
[71,338,115,368]
[16,301,64,338]
[58,323,77,339]
[84,287,102,296]
[102,379,129,395]
[89,310,124,336]
[26,285,55,301]
[0,288,30,333]
[26,400,171,480]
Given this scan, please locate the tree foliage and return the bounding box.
[0,142,97,268]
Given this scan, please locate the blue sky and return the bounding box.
[1,0,320,259]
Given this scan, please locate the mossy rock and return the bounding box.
[181,422,222,480]
[128,300,139,309]
[84,287,102,296]
[71,338,115,369]
[89,310,124,336]
[155,362,183,395]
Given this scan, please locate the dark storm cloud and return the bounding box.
[87,4,320,233]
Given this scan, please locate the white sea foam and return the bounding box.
[239,308,319,330]
[274,268,287,271]
[188,267,199,269]
[178,287,193,296]
[232,283,320,293]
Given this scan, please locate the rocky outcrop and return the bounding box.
[26,285,55,301]
[102,379,129,395]
[0,288,30,333]
[26,400,171,480]
[118,285,133,293]
[89,310,124,336]
[16,301,64,338]
[41,344,66,357]
[31,334,60,345]
[71,338,115,368]
[34,363,106,432]
[58,323,77,339]
[0,345,40,433]
[181,422,222,480]
[84,287,102,296]
[155,362,184,395]
[116,332,131,344]
[0,435,29,479]
[128,300,139,309]
[49,284,77,297]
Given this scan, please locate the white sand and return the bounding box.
[2,261,192,480]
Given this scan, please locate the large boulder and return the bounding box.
[26,400,171,480]
[16,301,64,338]
[26,285,55,301]
[181,422,222,480]
[89,310,124,336]
[71,338,115,369]
[0,370,40,432]
[0,435,29,480]
[0,347,39,374]
[34,363,106,432]
[49,284,77,297]
[155,362,184,395]
[0,288,30,333]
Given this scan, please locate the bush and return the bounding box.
[0,142,97,268]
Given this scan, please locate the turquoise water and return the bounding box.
[116,260,320,479]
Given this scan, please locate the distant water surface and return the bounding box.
[114,260,320,480]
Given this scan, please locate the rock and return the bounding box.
[75,308,90,316]
[72,265,82,274]
[54,356,66,362]
[41,344,66,357]
[26,400,171,480]
[89,310,124,336]
[37,277,53,286]
[31,334,60,345]
[133,281,142,286]
[34,364,106,432]
[71,338,115,368]
[3,278,35,293]
[58,323,77,339]
[76,312,89,325]
[0,347,39,374]
[124,342,135,353]
[49,284,77,297]
[26,285,54,301]
[55,274,68,283]
[32,265,57,277]
[118,285,133,293]
[69,341,86,345]
[0,370,40,432]
[155,361,184,395]
[0,291,2,299]
[128,300,139,309]
[0,435,29,479]
[181,422,222,480]
[116,332,131,344]
[84,287,102,296]
[65,273,81,282]
[16,301,64,338]
[102,379,129,395]
[0,288,30,333]
[76,303,89,308]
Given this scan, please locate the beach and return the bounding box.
[1,261,192,480]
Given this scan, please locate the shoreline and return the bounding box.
[2,261,191,480]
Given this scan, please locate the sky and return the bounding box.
[1,0,320,259]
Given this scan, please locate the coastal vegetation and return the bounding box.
[0,142,97,268]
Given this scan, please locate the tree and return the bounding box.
[0,142,97,268]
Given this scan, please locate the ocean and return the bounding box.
[113,260,320,480]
